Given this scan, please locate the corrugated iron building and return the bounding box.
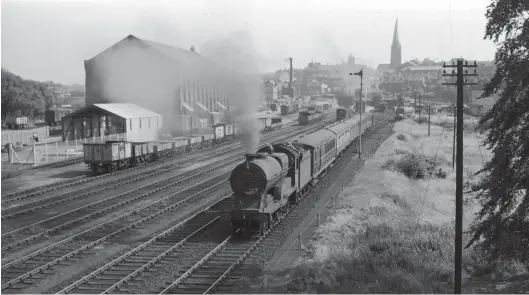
[84,35,229,135]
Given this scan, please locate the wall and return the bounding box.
[124,115,162,142]
[85,37,229,136]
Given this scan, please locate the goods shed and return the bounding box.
[62,103,162,142]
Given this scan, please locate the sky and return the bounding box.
[1,0,497,85]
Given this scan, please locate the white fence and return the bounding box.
[4,133,128,165]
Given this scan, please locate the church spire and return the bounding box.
[392,18,400,46]
[390,17,402,70]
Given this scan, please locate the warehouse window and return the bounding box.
[130,119,132,130]
[149,117,151,128]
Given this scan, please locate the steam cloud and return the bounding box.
[200,31,263,153]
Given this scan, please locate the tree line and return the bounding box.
[1,68,58,119]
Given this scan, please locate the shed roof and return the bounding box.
[65,103,161,119]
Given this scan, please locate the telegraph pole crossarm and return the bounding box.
[442,59,478,295]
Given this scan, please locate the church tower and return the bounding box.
[390,18,402,69]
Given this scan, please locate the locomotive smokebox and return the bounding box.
[230,153,289,201]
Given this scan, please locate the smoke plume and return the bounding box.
[199,31,263,153]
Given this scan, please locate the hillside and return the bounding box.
[1,69,59,118]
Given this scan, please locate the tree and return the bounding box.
[467,0,529,263]
[1,69,59,118]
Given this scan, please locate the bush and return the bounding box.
[383,152,446,180]
[397,133,406,141]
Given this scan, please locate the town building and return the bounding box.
[84,35,229,135]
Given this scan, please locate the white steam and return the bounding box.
[200,31,263,153]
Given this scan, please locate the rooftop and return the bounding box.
[65,103,161,119]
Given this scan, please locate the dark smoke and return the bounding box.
[200,31,263,153]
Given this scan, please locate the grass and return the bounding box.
[263,116,529,294]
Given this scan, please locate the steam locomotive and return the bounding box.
[226,113,379,235]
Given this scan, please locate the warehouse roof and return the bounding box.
[64,103,161,119]
[88,35,224,74]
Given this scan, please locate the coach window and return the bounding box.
[130,119,132,131]
[139,118,142,129]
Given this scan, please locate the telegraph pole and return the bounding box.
[415,93,417,116]
[442,59,477,295]
[350,69,363,159]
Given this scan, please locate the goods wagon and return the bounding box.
[84,141,133,173]
[224,113,380,235]
[280,103,300,116]
[83,106,326,175]
[298,110,326,125]
[4,116,29,129]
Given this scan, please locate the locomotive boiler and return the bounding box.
[228,149,298,234]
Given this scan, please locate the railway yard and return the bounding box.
[1,111,395,294]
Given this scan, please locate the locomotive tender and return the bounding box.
[226,113,377,235]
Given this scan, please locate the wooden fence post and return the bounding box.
[298,234,303,250]
[45,143,48,162]
[55,142,59,160]
[32,143,38,166]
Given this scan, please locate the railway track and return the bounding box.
[1,120,330,207]
[158,118,394,295]
[55,196,236,294]
[0,156,237,254]
[1,115,389,293]
[1,121,334,254]
[1,120,329,213]
[53,116,393,295]
[0,173,231,293]
[0,118,341,292]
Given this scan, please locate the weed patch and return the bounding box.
[383,152,447,180]
[287,223,456,293]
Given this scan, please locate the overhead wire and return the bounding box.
[414,124,446,231]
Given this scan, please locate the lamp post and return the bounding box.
[350,69,363,159]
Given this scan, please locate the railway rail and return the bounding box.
[54,116,393,295]
[1,156,236,253]
[1,115,389,293]
[1,120,330,207]
[0,174,230,293]
[159,118,393,295]
[1,120,334,254]
[0,118,341,292]
[56,195,235,294]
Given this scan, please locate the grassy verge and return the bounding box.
[262,116,528,294]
